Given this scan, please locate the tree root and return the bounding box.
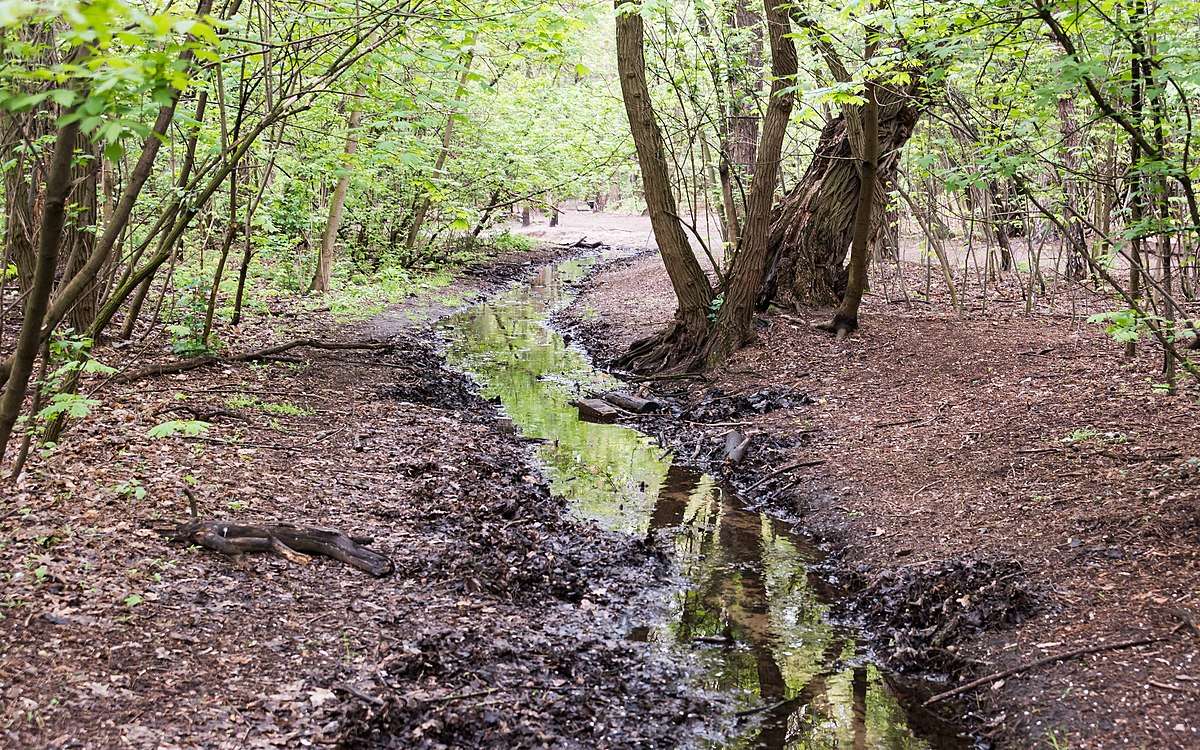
[169,518,395,577]
[813,312,858,339]
[611,320,705,375]
[116,338,396,383]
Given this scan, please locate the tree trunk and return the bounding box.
[1057,95,1087,280]
[311,92,364,292]
[760,80,920,309]
[406,53,473,251]
[727,0,763,177]
[0,121,79,462]
[822,74,880,335]
[611,0,714,373]
[63,132,101,333]
[695,0,796,368]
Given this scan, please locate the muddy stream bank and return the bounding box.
[437,251,970,749]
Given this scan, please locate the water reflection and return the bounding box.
[440,258,943,749]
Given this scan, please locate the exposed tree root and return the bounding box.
[168,518,395,577]
[116,338,395,382]
[814,312,858,339]
[611,319,706,375]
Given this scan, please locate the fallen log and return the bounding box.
[170,519,394,577]
[602,390,660,414]
[573,398,618,424]
[116,338,396,383]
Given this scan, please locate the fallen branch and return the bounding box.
[745,459,826,492]
[116,338,395,382]
[169,518,394,577]
[924,629,1180,705]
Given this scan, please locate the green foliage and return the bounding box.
[489,231,533,254]
[1087,310,1144,344]
[225,394,312,416]
[36,392,100,421]
[114,478,147,501]
[146,419,210,439]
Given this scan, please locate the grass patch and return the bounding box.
[226,393,313,417]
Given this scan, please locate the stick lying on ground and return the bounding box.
[117,338,396,382]
[925,624,1187,705]
[169,518,395,577]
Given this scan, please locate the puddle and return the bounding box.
[440,255,963,749]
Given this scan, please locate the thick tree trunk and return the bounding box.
[760,81,920,309]
[696,0,796,367]
[612,0,714,373]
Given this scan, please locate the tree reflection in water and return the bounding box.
[441,256,941,749]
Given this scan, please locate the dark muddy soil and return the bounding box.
[558,250,1200,749]
[0,246,719,749]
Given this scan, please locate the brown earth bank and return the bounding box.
[557,251,1200,750]
[0,246,721,749]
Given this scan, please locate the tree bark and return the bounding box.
[696,0,796,368]
[0,121,79,462]
[312,90,365,292]
[611,0,714,373]
[822,74,880,335]
[760,79,920,309]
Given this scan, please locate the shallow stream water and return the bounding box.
[439,255,956,749]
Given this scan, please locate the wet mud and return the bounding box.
[437,252,972,748]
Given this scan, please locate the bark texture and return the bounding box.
[697,0,796,367]
[761,79,920,308]
[612,0,714,373]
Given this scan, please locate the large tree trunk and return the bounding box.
[611,0,714,373]
[760,80,920,309]
[696,0,796,368]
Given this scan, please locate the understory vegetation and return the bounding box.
[1,0,1199,748]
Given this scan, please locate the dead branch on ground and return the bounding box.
[168,518,394,577]
[116,338,396,382]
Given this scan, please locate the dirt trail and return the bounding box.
[0,247,715,749]
[561,249,1200,749]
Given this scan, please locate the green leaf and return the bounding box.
[147,420,211,439]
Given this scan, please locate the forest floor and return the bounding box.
[0,245,719,749]
[557,242,1200,749]
[3,211,1198,750]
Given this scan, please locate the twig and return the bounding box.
[421,688,496,705]
[183,486,199,519]
[115,338,395,382]
[734,698,790,718]
[745,459,826,492]
[925,630,1178,705]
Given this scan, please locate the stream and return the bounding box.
[439,253,961,749]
